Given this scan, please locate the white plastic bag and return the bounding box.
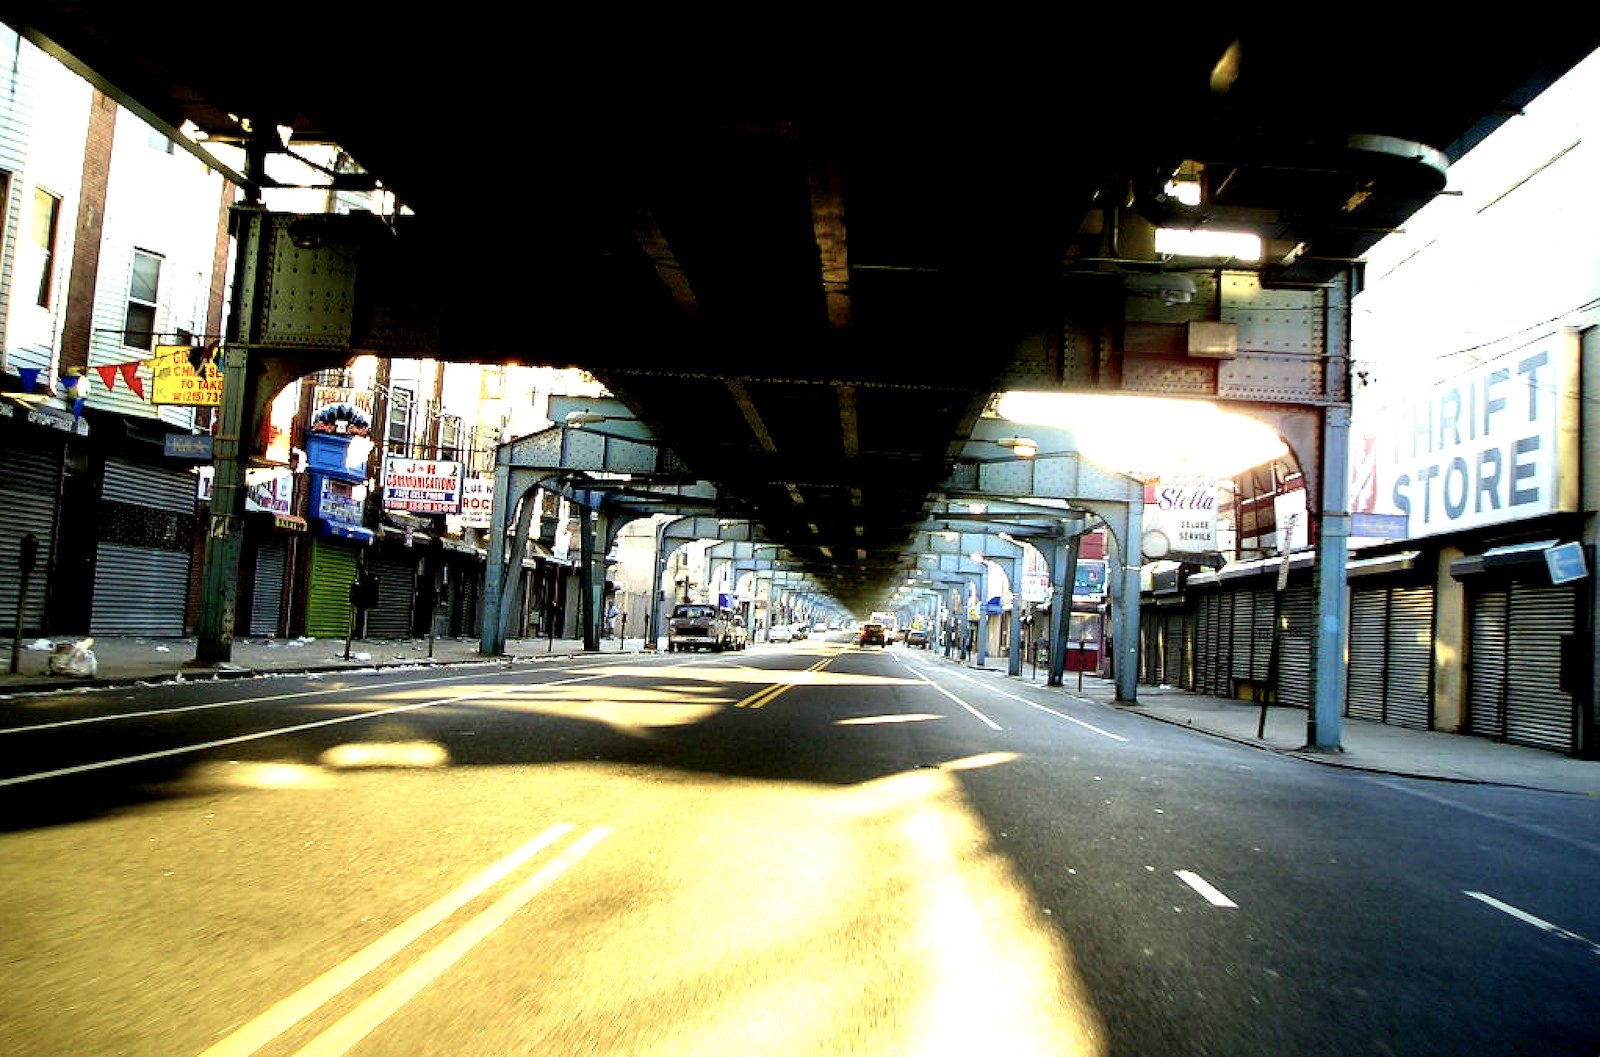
[46,637,98,677]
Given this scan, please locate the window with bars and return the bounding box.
[123,249,162,350]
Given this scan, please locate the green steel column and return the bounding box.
[194,203,265,664]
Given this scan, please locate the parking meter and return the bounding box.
[12,533,39,673]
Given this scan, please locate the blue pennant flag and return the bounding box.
[17,367,40,393]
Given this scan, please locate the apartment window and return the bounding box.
[31,188,60,308]
[439,415,461,461]
[387,387,413,453]
[123,249,162,350]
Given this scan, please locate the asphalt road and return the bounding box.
[2,636,1597,1056]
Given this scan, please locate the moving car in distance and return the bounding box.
[858,622,887,647]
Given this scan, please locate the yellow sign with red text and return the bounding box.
[150,344,224,405]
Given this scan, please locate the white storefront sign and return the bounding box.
[448,476,494,530]
[1352,335,1580,540]
[382,457,463,514]
[1142,472,1218,557]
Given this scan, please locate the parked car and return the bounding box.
[768,623,793,643]
[858,622,886,647]
[903,628,930,648]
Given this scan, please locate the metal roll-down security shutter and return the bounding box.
[306,538,359,638]
[365,552,418,639]
[1383,586,1433,729]
[250,534,288,637]
[1162,610,1188,687]
[92,459,194,637]
[0,446,61,634]
[1275,584,1316,708]
[1346,588,1387,720]
[1346,585,1434,728]
[1228,588,1256,688]
[1469,583,1577,752]
[1505,584,1577,751]
[1195,592,1228,696]
[1465,588,1509,741]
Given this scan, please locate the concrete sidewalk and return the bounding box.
[0,633,646,694]
[940,653,1600,797]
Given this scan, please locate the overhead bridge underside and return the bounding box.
[6,7,1593,620]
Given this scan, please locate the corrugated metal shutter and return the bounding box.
[1466,588,1510,740]
[1276,584,1316,708]
[92,544,189,635]
[250,535,288,637]
[306,538,359,638]
[1384,586,1433,729]
[1162,611,1187,687]
[1228,589,1254,683]
[0,446,60,634]
[92,460,194,637]
[1345,585,1434,728]
[1196,592,1227,696]
[1139,609,1159,683]
[1346,588,1387,721]
[1250,587,1276,682]
[365,552,417,639]
[103,459,193,510]
[1504,584,1577,751]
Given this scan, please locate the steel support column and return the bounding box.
[1310,405,1351,751]
[195,203,266,664]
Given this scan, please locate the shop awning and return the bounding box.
[1450,540,1587,583]
[320,521,374,543]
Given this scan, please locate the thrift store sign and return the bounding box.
[1351,336,1579,540]
[382,457,463,514]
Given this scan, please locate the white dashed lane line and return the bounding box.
[1175,870,1239,909]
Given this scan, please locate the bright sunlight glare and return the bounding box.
[996,392,1287,476]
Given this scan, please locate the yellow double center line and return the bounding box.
[734,652,837,709]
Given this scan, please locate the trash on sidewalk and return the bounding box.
[46,638,98,677]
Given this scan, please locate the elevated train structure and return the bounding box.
[4,6,1594,747]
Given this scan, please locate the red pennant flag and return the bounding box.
[96,364,119,392]
[119,361,145,400]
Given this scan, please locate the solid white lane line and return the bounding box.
[291,827,615,1057]
[1175,870,1238,909]
[195,825,577,1057]
[1464,891,1600,957]
[912,661,1128,742]
[1,672,616,787]
[928,683,1003,731]
[1375,780,1600,857]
